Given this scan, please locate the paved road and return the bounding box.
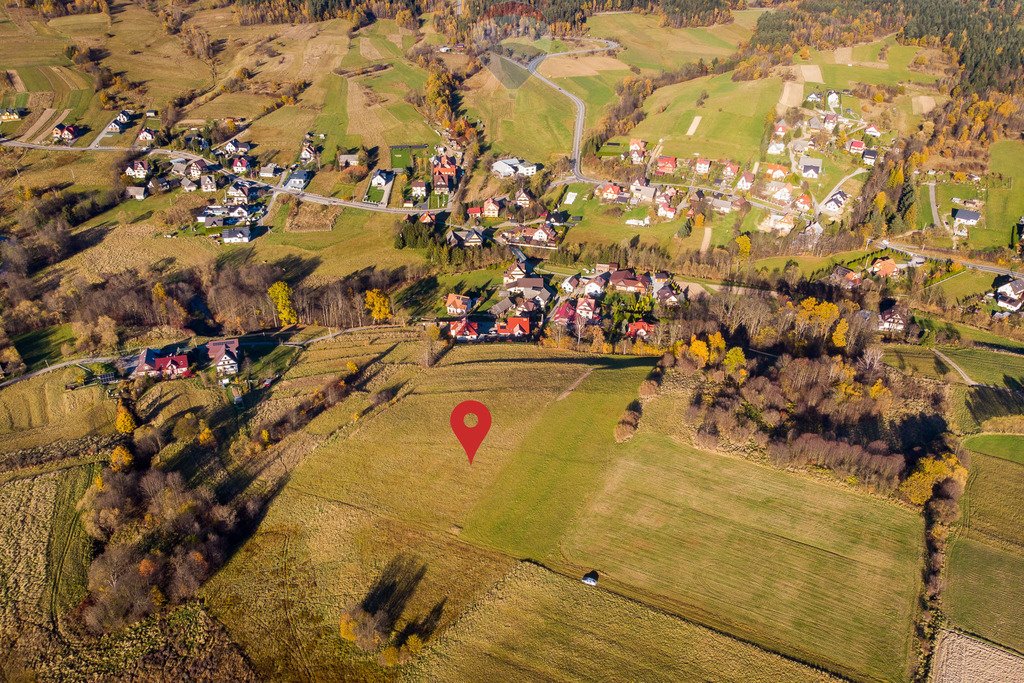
[496,38,619,184]
[874,239,1024,279]
[0,355,118,390]
[1,138,446,215]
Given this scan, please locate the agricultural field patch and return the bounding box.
[932,631,1024,683]
[462,59,573,163]
[947,448,1024,654]
[408,563,836,682]
[585,11,759,73]
[986,140,1024,245]
[0,370,115,453]
[962,433,1024,465]
[630,73,781,163]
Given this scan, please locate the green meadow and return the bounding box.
[630,73,781,162]
[207,344,924,681]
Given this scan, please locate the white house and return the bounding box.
[821,190,849,214]
[997,279,1024,311]
[221,227,251,243]
[800,156,823,179]
[952,208,981,227]
[767,140,786,155]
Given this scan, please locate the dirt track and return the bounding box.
[33,108,70,144]
[17,107,55,142]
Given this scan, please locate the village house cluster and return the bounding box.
[131,339,242,381]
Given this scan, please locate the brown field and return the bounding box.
[913,95,937,114]
[345,79,388,152]
[931,631,1024,683]
[537,54,630,78]
[798,64,824,83]
[779,80,805,110]
[0,370,115,453]
[834,46,853,63]
[7,69,26,91]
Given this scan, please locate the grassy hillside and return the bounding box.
[630,73,781,162]
[463,58,573,163]
[585,11,761,73]
[207,344,923,681]
[407,563,835,682]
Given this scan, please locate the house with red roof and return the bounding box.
[232,156,251,174]
[551,300,576,326]
[495,316,531,337]
[847,139,866,154]
[627,321,656,339]
[694,158,711,175]
[597,182,623,202]
[721,161,739,179]
[655,156,678,175]
[763,164,788,181]
[449,318,479,340]
[133,348,190,379]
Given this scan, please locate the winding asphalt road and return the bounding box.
[495,38,619,184]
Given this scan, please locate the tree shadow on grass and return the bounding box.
[361,555,428,635]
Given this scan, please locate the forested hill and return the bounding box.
[465,0,735,30]
[739,0,1024,95]
[902,0,1024,95]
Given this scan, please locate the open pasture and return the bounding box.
[408,563,836,682]
[946,447,1024,654]
[585,11,760,73]
[630,73,781,163]
[209,344,925,681]
[538,55,631,130]
[462,58,573,163]
[986,140,1024,243]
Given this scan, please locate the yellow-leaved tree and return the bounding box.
[831,317,849,349]
[724,346,747,378]
[688,335,710,368]
[898,453,968,506]
[115,402,136,434]
[364,289,393,323]
[109,444,133,472]
[267,281,298,326]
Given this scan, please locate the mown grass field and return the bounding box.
[407,563,835,682]
[962,433,1024,466]
[0,370,115,453]
[208,344,923,681]
[463,57,573,163]
[585,11,762,73]
[930,269,997,302]
[986,140,1024,244]
[938,347,1024,388]
[946,446,1024,653]
[629,73,781,163]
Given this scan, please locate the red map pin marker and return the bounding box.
[450,400,491,464]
